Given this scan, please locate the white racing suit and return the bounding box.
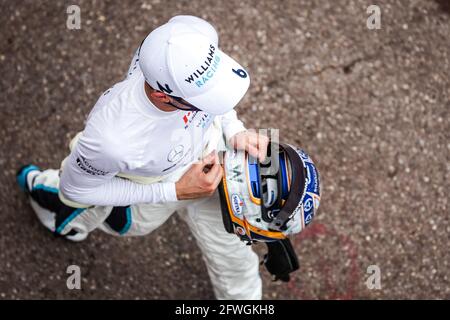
[26,47,262,300]
[28,121,261,300]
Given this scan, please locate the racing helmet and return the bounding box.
[218,142,321,243]
[218,141,321,281]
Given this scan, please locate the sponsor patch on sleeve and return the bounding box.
[76,156,109,176]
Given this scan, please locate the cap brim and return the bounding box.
[184,49,250,115]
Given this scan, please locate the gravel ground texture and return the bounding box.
[0,0,448,299]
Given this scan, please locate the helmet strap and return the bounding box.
[262,238,299,282]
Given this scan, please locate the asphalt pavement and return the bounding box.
[0,0,448,299]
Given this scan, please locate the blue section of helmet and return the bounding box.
[248,156,260,198]
[279,152,289,200]
[247,152,290,201]
[298,148,311,162]
[268,190,275,204]
[305,162,320,195]
[303,193,314,226]
[302,160,321,227]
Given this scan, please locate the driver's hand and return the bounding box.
[175,151,223,200]
[228,130,269,162]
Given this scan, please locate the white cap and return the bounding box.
[139,16,250,115]
[167,15,219,46]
